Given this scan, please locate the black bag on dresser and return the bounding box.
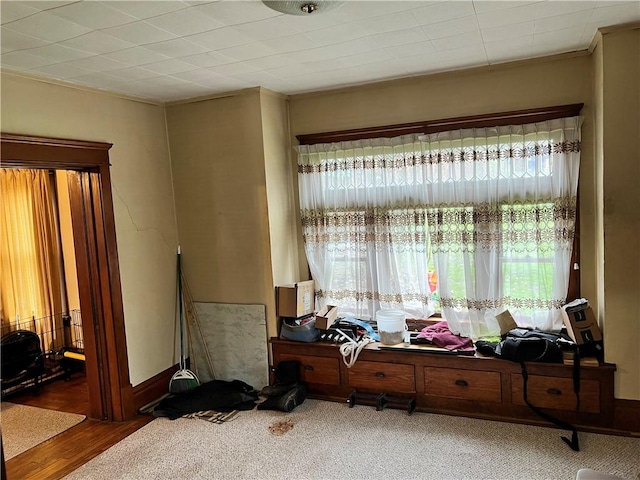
[496,328,581,451]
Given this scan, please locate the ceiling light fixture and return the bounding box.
[262,1,345,16]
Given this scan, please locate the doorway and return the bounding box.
[0,133,134,422]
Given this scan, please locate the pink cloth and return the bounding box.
[416,321,474,351]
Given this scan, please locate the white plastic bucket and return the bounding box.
[376,309,407,345]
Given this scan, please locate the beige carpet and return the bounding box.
[1,402,86,459]
[64,399,639,480]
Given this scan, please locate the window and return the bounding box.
[297,115,582,339]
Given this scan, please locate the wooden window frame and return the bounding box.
[296,104,583,324]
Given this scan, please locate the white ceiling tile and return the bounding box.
[0,50,56,69]
[431,30,484,52]
[339,49,394,68]
[422,15,480,40]
[142,75,192,87]
[193,1,280,26]
[477,3,540,29]
[48,2,138,30]
[70,71,129,88]
[144,38,208,58]
[528,42,575,58]
[1,29,50,53]
[62,55,132,72]
[411,1,476,26]
[261,34,319,54]
[102,21,178,45]
[105,1,190,20]
[534,10,593,34]
[207,62,260,76]
[60,31,136,55]
[218,42,278,61]
[304,22,369,47]
[106,66,161,81]
[246,53,298,70]
[534,26,585,49]
[21,2,79,11]
[103,46,171,66]
[472,1,539,15]
[145,7,224,36]
[534,1,596,19]
[439,44,487,62]
[180,51,237,68]
[29,62,93,79]
[287,10,350,32]
[188,27,253,50]
[394,51,445,73]
[481,21,535,43]
[230,70,280,85]
[4,11,92,42]
[171,68,222,84]
[315,37,374,59]
[231,16,304,41]
[485,35,533,63]
[355,10,420,35]
[370,27,429,49]
[337,1,423,21]
[265,63,319,80]
[141,58,199,75]
[591,3,640,27]
[1,2,41,24]
[25,43,94,63]
[385,40,436,59]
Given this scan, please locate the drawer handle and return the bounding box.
[455,379,469,387]
[547,388,562,396]
[375,372,386,378]
[304,365,314,371]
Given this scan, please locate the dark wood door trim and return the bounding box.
[0,133,133,421]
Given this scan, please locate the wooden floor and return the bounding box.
[3,375,153,480]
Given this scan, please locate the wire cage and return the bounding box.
[1,309,84,395]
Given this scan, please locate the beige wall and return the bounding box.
[598,28,640,400]
[166,89,275,326]
[260,89,301,336]
[1,72,180,387]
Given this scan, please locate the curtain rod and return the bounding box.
[296,103,584,145]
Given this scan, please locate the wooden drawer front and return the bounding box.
[348,361,415,393]
[511,374,600,413]
[424,367,502,403]
[279,354,340,386]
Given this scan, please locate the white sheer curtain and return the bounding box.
[297,135,434,320]
[297,117,582,337]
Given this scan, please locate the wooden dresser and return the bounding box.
[271,338,617,432]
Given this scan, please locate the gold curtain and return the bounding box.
[0,168,64,349]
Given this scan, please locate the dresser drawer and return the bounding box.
[424,367,502,403]
[511,374,600,413]
[279,354,341,385]
[348,361,415,393]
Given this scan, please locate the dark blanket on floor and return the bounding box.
[153,379,259,420]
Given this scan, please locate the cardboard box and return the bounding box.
[495,310,518,336]
[314,305,338,330]
[561,303,602,344]
[276,280,315,318]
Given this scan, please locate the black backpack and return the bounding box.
[496,328,581,451]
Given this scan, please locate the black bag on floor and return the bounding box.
[153,379,259,419]
[496,328,581,451]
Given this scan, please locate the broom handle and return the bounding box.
[178,246,185,370]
